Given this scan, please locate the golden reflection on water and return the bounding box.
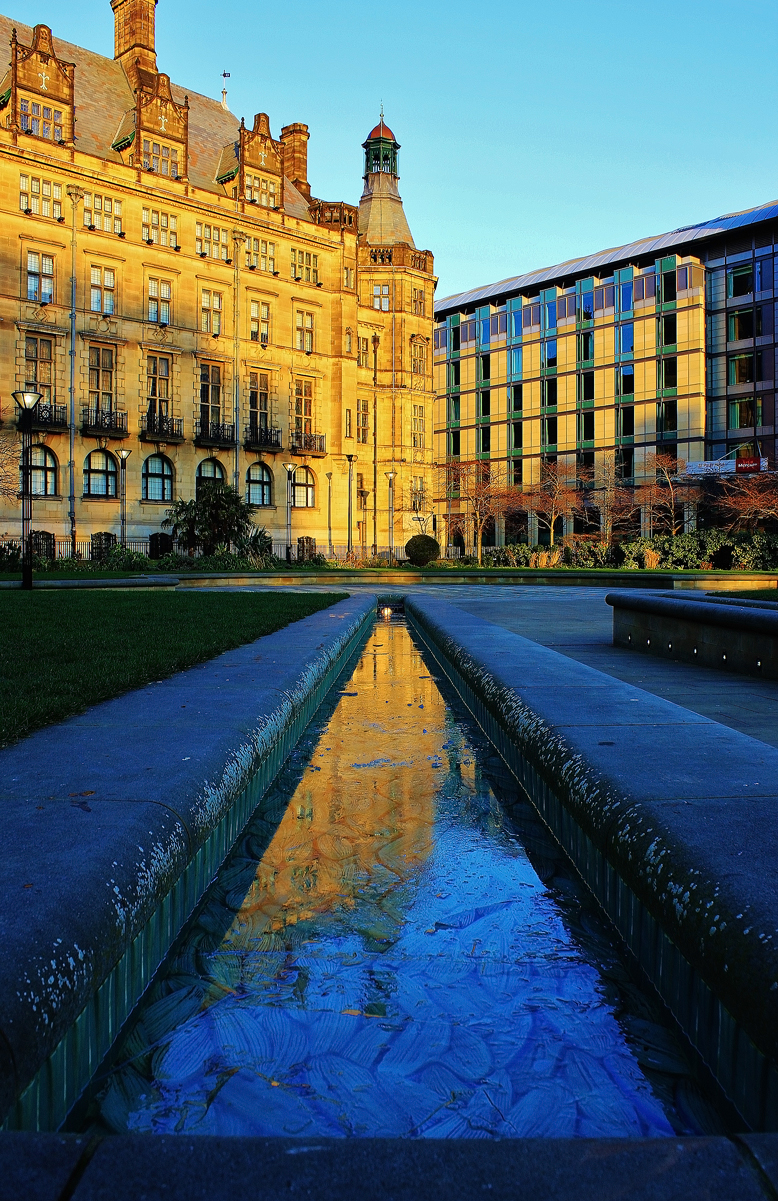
[223,623,444,940]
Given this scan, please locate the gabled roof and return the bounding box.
[0,12,311,216]
[435,197,778,316]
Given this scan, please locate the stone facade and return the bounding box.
[0,2,434,556]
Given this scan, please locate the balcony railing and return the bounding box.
[243,423,282,451]
[81,407,128,437]
[140,414,185,443]
[290,431,326,456]
[194,419,236,448]
[18,402,68,431]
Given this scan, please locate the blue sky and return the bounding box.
[15,0,778,301]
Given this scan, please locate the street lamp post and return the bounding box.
[117,447,132,547]
[385,470,396,562]
[325,471,333,558]
[13,390,42,590]
[283,462,296,562]
[346,454,356,555]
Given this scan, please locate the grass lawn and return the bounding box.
[0,590,347,747]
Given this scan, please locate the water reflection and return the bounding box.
[92,622,724,1138]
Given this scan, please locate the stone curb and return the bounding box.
[405,595,778,1131]
[0,593,375,1130]
[0,576,179,589]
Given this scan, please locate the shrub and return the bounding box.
[404,534,440,566]
[0,541,20,571]
[104,546,151,572]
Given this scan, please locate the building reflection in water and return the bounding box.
[92,622,723,1140]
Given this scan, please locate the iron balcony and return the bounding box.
[18,402,68,432]
[81,407,129,437]
[140,414,185,444]
[194,419,236,448]
[290,431,326,456]
[244,424,282,452]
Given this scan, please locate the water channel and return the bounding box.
[84,618,729,1139]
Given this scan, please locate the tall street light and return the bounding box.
[385,470,396,562]
[117,447,132,547]
[346,454,356,555]
[13,389,42,590]
[325,471,333,558]
[283,462,297,562]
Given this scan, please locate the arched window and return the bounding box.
[21,445,57,496]
[292,466,315,508]
[196,457,225,496]
[246,462,272,506]
[142,454,174,501]
[83,449,117,497]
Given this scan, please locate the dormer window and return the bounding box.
[20,97,63,141]
[245,175,277,207]
[142,139,179,178]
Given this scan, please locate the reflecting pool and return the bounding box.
[90,620,727,1138]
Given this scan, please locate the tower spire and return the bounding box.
[358,115,414,247]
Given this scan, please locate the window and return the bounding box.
[345,408,352,438]
[146,355,170,417]
[142,454,173,501]
[196,458,226,495]
[356,472,367,510]
[728,264,753,298]
[357,337,370,367]
[19,174,62,219]
[449,429,461,456]
[433,326,448,351]
[657,400,677,436]
[90,267,115,314]
[142,139,179,177]
[480,354,491,382]
[26,251,54,303]
[245,174,277,207]
[357,397,369,444]
[291,248,318,283]
[522,303,541,328]
[512,421,522,451]
[480,391,491,418]
[619,407,635,438]
[580,370,595,402]
[594,285,615,311]
[479,426,491,454]
[412,405,425,449]
[201,290,222,334]
[195,224,229,260]
[200,364,222,424]
[344,267,355,289]
[542,416,558,447]
[544,302,557,330]
[411,342,426,375]
[84,193,123,234]
[24,445,57,496]
[510,347,523,377]
[617,365,635,396]
[633,273,656,302]
[728,309,759,341]
[578,331,594,362]
[24,336,53,402]
[294,379,313,438]
[250,300,270,344]
[296,311,314,353]
[511,383,522,412]
[660,357,678,389]
[83,449,117,497]
[246,462,272,506]
[345,330,352,354]
[729,398,762,429]
[148,278,171,324]
[728,353,755,386]
[543,339,557,369]
[619,323,634,354]
[249,372,269,431]
[247,239,276,272]
[662,271,677,303]
[292,466,315,508]
[412,287,426,316]
[578,411,594,443]
[142,208,177,247]
[449,362,461,389]
[448,395,460,422]
[579,292,594,321]
[373,284,390,311]
[542,378,557,408]
[662,314,677,345]
[19,98,64,141]
[620,282,633,312]
[89,346,114,412]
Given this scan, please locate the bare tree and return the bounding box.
[437,459,521,564]
[588,453,639,545]
[0,432,20,501]
[517,460,580,547]
[716,472,778,532]
[637,452,697,537]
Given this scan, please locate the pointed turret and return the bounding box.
[358,115,415,247]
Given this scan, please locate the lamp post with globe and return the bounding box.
[13,389,42,589]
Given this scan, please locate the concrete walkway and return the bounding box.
[196,584,778,749]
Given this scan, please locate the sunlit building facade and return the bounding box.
[0,1,434,556]
[434,201,778,543]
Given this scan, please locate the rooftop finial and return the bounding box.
[221,70,230,110]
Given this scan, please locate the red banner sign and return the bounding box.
[735,457,762,473]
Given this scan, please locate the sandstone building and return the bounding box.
[0,0,434,557]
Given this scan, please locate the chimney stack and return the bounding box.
[280,123,309,199]
[111,0,157,78]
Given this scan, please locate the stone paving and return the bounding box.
[193,584,778,750]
